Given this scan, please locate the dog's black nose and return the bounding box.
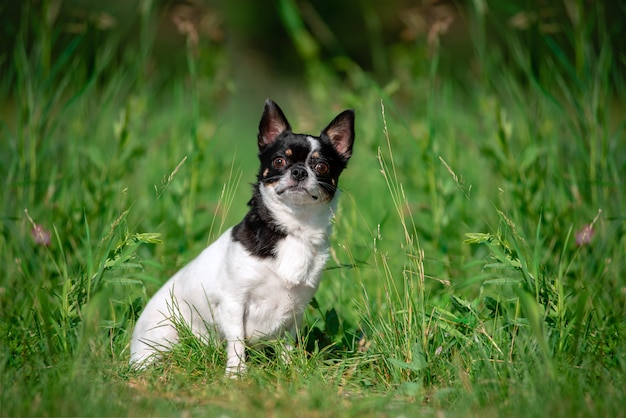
[291,166,308,181]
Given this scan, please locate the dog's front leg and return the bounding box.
[221,302,247,377]
[225,338,246,377]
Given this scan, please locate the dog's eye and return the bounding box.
[314,162,329,175]
[273,157,287,169]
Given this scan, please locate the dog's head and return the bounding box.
[256,99,354,206]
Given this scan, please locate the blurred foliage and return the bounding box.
[1,0,624,94]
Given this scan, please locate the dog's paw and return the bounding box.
[224,361,247,379]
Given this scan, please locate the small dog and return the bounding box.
[130,99,355,375]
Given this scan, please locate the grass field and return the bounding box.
[1,2,625,417]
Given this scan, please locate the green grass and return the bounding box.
[1,2,625,417]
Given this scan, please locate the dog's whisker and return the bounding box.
[318,181,337,195]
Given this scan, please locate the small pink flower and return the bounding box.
[435,346,443,356]
[31,224,51,246]
[575,224,594,246]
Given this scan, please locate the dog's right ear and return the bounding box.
[258,99,292,148]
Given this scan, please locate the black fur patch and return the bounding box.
[231,184,287,258]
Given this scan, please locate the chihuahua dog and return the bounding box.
[130,99,355,375]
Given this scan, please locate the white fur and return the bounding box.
[129,185,336,376]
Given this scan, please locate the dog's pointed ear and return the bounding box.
[258,99,291,148]
[322,109,355,161]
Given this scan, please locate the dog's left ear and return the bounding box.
[258,99,292,148]
[322,109,355,162]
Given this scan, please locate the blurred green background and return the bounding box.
[3,0,624,98]
[1,1,625,416]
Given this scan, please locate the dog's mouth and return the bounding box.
[276,184,319,200]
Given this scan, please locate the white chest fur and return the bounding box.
[273,233,329,288]
[241,233,328,340]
